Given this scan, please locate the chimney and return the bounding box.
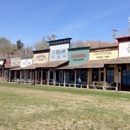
[8,53,9,58]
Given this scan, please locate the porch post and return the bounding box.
[74,70,76,88]
[24,70,26,83]
[9,70,11,82]
[104,67,106,90]
[41,69,43,85]
[53,70,56,86]
[30,70,32,84]
[35,69,37,84]
[47,69,50,85]
[19,70,21,83]
[87,70,89,89]
[64,70,66,87]
[116,67,118,91]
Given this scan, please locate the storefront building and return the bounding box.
[76,46,119,89]
[47,38,71,85]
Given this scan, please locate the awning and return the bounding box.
[21,64,40,70]
[56,65,76,70]
[10,67,22,70]
[37,60,68,68]
[105,57,130,65]
[5,66,20,69]
[15,60,69,70]
[76,59,110,69]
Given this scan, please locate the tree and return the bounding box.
[70,40,85,48]
[16,39,24,50]
[23,46,33,57]
[0,37,13,53]
[33,37,49,50]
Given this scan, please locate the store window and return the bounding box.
[92,68,99,81]
[122,69,130,85]
[106,68,114,83]
[69,70,74,81]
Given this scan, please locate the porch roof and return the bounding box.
[19,60,69,70]
[37,60,68,68]
[56,65,76,70]
[76,59,110,69]
[10,67,22,70]
[105,57,130,65]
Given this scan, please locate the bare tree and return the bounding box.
[0,37,13,53]
[33,37,49,50]
[70,40,85,48]
[23,46,33,57]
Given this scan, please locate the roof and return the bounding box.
[106,57,130,65]
[12,60,69,70]
[21,56,33,59]
[68,46,90,50]
[21,64,40,70]
[90,45,118,51]
[37,60,68,68]
[0,53,21,60]
[76,59,110,69]
[116,36,130,42]
[56,65,76,70]
[10,67,22,70]
[33,49,50,54]
[5,66,20,69]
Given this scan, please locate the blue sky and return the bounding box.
[0,0,130,47]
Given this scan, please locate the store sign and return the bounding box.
[71,54,86,61]
[21,58,32,67]
[36,55,47,61]
[11,58,21,66]
[90,48,118,60]
[119,41,130,57]
[0,60,4,66]
[50,49,68,61]
[33,53,49,63]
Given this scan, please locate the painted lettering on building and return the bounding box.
[11,58,21,66]
[89,48,118,60]
[36,55,47,61]
[94,49,112,56]
[71,54,86,61]
[50,49,68,61]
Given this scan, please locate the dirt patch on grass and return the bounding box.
[0,86,94,102]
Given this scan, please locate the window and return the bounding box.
[69,70,74,81]
[122,69,130,85]
[76,70,87,83]
[92,69,99,81]
[106,68,114,83]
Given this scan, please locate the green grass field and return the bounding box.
[0,82,130,130]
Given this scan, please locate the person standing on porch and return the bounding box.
[78,76,81,88]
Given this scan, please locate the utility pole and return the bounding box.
[112,29,118,43]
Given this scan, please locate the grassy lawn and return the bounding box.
[0,82,130,130]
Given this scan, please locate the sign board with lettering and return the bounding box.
[50,43,69,50]
[21,58,33,67]
[68,47,89,66]
[11,57,21,66]
[50,49,68,61]
[90,47,118,60]
[0,60,4,66]
[33,53,49,63]
[119,41,130,57]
